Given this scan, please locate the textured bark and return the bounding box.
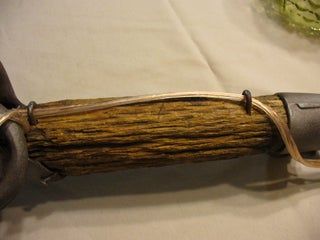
[26,95,287,176]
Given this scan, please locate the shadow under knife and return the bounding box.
[6,153,318,212]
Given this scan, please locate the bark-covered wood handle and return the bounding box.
[26,95,287,176]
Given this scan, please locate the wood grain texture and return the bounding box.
[26,95,287,176]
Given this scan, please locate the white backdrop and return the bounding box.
[1,0,320,239]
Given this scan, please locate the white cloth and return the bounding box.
[1,0,320,239]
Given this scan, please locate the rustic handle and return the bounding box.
[26,95,287,176]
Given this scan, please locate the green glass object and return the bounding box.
[264,0,320,37]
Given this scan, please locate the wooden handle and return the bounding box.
[26,95,287,176]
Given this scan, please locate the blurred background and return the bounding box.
[0,0,320,239]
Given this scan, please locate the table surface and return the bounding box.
[1,0,320,239]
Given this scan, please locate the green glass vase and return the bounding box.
[264,0,320,37]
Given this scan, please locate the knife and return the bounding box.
[0,62,319,209]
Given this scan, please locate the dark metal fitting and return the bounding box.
[0,61,65,209]
[0,104,29,209]
[242,90,252,115]
[277,92,320,153]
